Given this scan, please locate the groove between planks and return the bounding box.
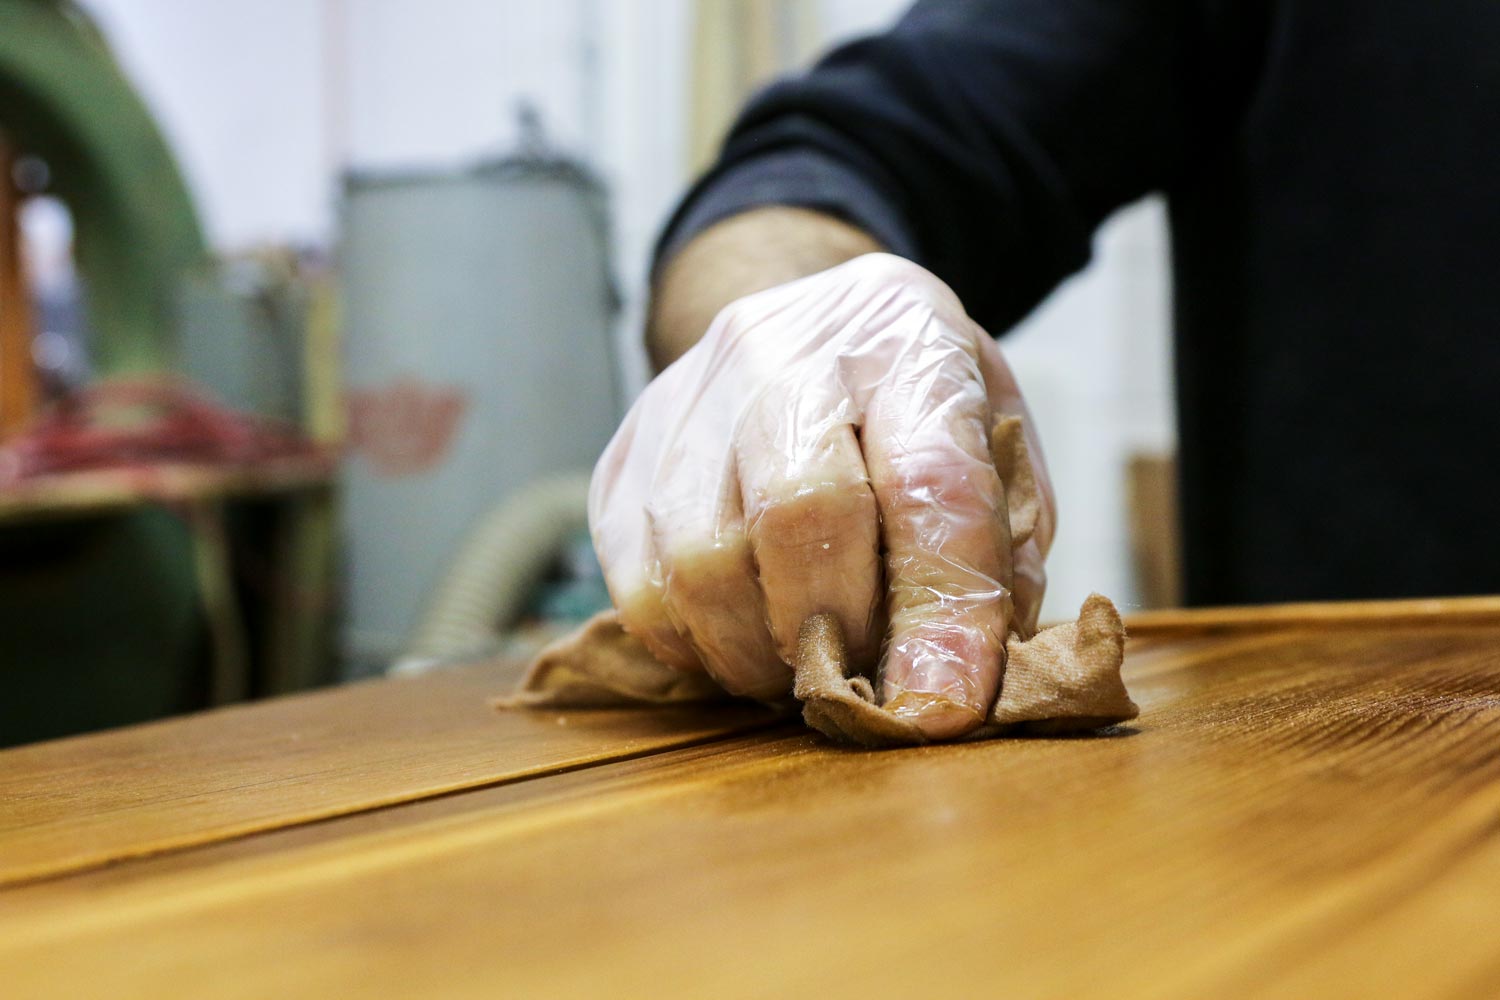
[0,658,783,889]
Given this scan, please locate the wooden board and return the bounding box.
[0,658,779,887]
[4,610,1500,998]
[1124,592,1500,636]
[0,455,334,524]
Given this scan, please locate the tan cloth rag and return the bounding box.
[792,592,1136,746]
[496,610,729,709]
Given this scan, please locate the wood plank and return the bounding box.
[1125,592,1500,636]
[0,455,334,524]
[0,658,780,888]
[5,625,1500,997]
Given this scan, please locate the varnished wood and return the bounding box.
[1125,592,1500,635]
[3,605,1500,998]
[0,659,779,888]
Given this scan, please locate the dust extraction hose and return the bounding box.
[395,473,591,674]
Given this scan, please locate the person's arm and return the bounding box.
[647,207,882,370]
[599,0,1262,739]
[649,0,1263,350]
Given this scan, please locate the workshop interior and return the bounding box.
[0,0,1177,747]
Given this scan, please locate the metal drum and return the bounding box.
[339,152,620,675]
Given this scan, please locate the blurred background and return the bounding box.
[0,0,1175,745]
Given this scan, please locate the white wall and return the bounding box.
[81,0,1174,619]
[82,0,690,390]
[83,0,330,249]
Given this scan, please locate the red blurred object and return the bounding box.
[345,376,469,478]
[0,378,325,487]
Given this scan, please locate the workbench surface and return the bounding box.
[4,596,1500,998]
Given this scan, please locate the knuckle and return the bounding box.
[748,480,878,552]
[879,450,1002,520]
[655,527,756,607]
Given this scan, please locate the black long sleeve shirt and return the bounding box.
[657,0,1500,606]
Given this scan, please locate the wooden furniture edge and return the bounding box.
[1123,594,1500,637]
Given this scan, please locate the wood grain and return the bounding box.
[5,620,1500,998]
[0,658,779,887]
[1124,592,1500,636]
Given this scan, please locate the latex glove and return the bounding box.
[590,254,1056,739]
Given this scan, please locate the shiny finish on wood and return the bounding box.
[3,599,1500,998]
[0,660,778,887]
[1124,592,1500,635]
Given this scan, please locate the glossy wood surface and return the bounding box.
[3,600,1500,998]
[1123,592,1500,635]
[0,659,778,887]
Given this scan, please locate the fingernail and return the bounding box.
[883,689,984,739]
[879,627,996,738]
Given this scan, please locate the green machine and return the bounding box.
[0,0,206,372]
[0,0,231,746]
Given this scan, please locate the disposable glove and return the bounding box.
[590,254,1055,739]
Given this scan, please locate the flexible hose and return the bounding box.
[394,473,592,674]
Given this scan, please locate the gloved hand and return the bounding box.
[590,253,1056,739]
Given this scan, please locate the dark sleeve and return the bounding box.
[656,0,1262,334]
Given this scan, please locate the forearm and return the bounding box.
[645,207,883,371]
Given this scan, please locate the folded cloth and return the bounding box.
[792,593,1136,746]
[495,594,1136,747]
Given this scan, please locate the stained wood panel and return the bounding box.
[0,658,779,887]
[5,621,1500,998]
[1125,592,1500,636]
